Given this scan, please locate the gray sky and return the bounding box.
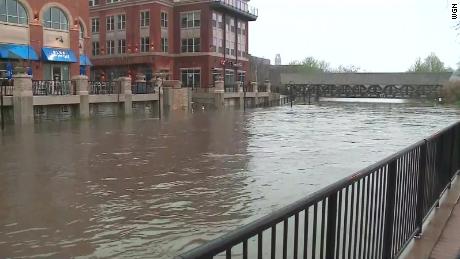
[248,0,459,72]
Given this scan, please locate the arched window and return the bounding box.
[0,0,28,25]
[43,7,68,31]
[79,21,84,39]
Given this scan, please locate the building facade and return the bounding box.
[89,0,257,88]
[0,0,91,80]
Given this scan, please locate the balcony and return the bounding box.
[210,0,258,21]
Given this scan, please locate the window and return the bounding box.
[181,38,200,53]
[140,10,150,27]
[106,16,114,31]
[117,14,125,30]
[140,37,150,52]
[0,0,28,25]
[43,7,68,30]
[91,18,99,33]
[181,69,200,88]
[225,70,235,85]
[107,0,122,3]
[92,41,100,56]
[180,11,200,28]
[79,22,84,39]
[161,37,168,53]
[106,40,115,55]
[238,71,246,83]
[118,39,126,54]
[89,0,99,6]
[161,11,168,28]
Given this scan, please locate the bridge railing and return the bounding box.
[176,122,460,259]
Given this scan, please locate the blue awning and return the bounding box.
[41,47,77,63]
[0,44,39,60]
[79,54,92,66]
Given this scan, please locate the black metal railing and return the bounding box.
[258,85,267,92]
[176,122,460,259]
[132,82,155,94]
[225,85,239,93]
[244,84,255,93]
[32,80,75,96]
[0,79,13,96]
[89,81,120,95]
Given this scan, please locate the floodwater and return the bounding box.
[0,102,459,258]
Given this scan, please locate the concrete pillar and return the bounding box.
[13,73,34,125]
[119,77,132,115]
[265,80,271,93]
[73,75,89,119]
[237,81,244,108]
[252,81,258,93]
[237,81,243,92]
[214,79,225,110]
[252,81,259,106]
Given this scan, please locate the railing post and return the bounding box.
[415,141,427,237]
[326,193,337,259]
[382,160,397,259]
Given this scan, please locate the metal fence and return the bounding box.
[32,80,75,96]
[258,85,267,92]
[225,85,239,93]
[176,122,460,259]
[132,82,155,94]
[89,81,120,95]
[0,79,13,96]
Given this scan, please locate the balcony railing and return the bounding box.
[89,81,120,95]
[1,79,13,96]
[177,122,460,259]
[211,0,258,19]
[32,80,75,96]
[132,82,155,94]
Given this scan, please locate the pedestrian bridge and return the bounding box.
[281,72,452,99]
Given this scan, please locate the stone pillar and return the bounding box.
[265,80,271,93]
[73,75,90,119]
[119,77,132,115]
[252,81,258,93]
[252,81,259,107]
[214,78,225,110]
[13,74,34,125]
[237,81,243,92]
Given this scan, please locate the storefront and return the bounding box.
[0,43,39,79]
[41,48,77,81]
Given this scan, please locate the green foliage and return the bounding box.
[407,53,453,73]
[288,57,331,72]
[288,57,360,73]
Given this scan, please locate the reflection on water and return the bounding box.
[0,103,459,258]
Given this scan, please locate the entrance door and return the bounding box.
[52,66,61,81]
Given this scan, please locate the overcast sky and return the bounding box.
[248,0,459,72]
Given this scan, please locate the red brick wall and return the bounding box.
[90,1,253,87]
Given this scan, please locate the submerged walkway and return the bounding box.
[430,201,460,259]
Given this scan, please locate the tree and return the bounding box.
[288,57,331,72]
[407,53,453,72]
[288,57,362,73]
[334,65,361,73]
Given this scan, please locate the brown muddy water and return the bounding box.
[0,102,459,258]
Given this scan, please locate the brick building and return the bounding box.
[0,0,91,80]
[89,0,258,88]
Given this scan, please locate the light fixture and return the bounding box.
[56,36,64,43]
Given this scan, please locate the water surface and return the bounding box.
[0,102,459,258]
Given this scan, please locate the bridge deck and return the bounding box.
[430,201,460,259]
